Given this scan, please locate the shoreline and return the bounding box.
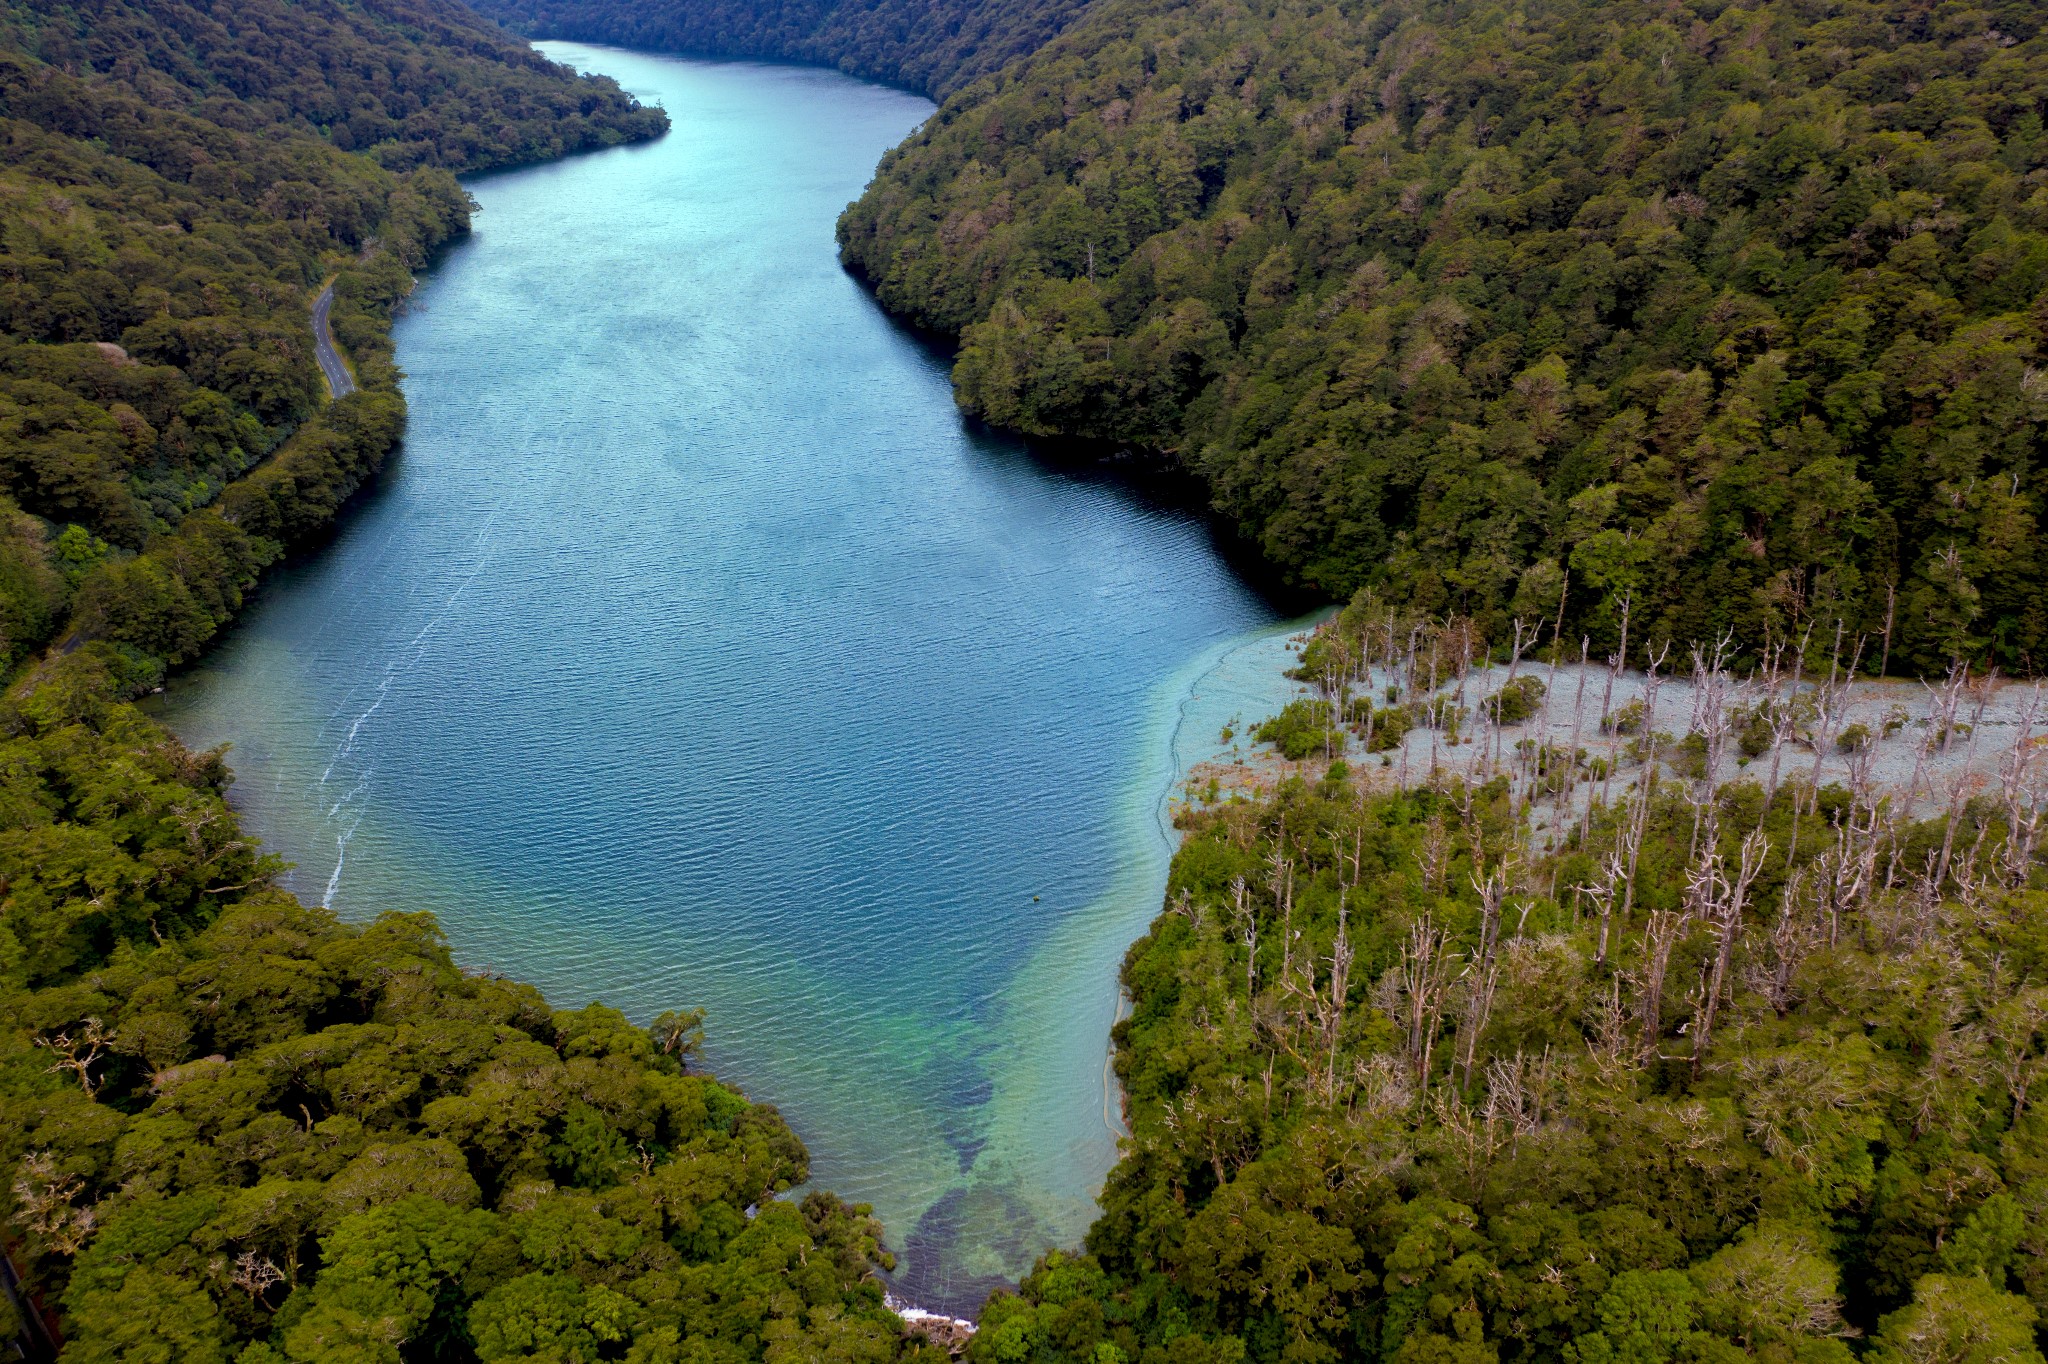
[1182,638,2048,832]
[919,610,1323,1314]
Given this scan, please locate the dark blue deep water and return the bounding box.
[155,44,1302,1309]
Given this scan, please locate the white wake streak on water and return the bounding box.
[316,512,500,907]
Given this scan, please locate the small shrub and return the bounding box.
[1835,722,1871,754]
[1927,722,1972,753]
[1603,698,1647,735]
[1636,730,1691,774]
[1483,675,1546,726]
[1255,699,1343,760]
[1517,740,1577,795]
[1736,703,1781,758]
[1662,733,1712,774]
[1348,700,1415,752]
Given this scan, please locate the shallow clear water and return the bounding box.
[154,44,1304,1310]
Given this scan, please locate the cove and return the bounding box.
[153,43,1304,1312]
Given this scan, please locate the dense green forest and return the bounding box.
[1,0,666,171]
[834,0,2048,674]
[962,606,2048,1364]
[0,6,940,1361]
[0,0,665,675]
[472,0,1093,99]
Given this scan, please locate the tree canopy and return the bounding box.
[829,0,2048,672]
[961,609,2048,1364]
[0,0,666,678]
[3,0,666,171]
[476,0,1095,99]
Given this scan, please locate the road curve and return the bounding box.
[311,279,356,399]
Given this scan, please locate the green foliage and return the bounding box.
[1483,676,1546,727]
[1604,700,1648,737]
[827,0,2048,673]
[0,730,911,1358]
[976,764,2048,1363]
[1869,1276,2045,1364]
[1254,698,1341,761]
[1352,700,1414,753]
[1,0,666,173]
[474,0,1091,99]
[1736,706,1780,760]
[0,0,666,683]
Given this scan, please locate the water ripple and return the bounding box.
[155,45,1288,1314]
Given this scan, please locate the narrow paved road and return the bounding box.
[312,279,355,399]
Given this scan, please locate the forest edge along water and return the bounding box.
[150,43,1315,1315]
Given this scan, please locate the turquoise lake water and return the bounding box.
[153,44,1309,1311]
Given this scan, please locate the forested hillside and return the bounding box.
[0,7,935,1361]
[1,0,666,170]
[836,0,2048,675]
[965,608,2048,1364]
[471,0,1093,98]
[0,0,665,676]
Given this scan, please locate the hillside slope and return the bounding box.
[470,0,1095,98]
[835,0,2048,675]
[2,0,666,170]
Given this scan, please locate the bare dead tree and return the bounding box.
[1617,645,1672,926]
[1428,1081,1505,1201]
[1691,829,1769,1073]
[1749,863,1819,1017]
[1879,579,1896,677]
[1375,915,1459,1095]
[13,1150,96,1255]
[1234,875,1259,1002]
[1482,1047,1556,1156]
[1636,906,1687,1065]
[1588,850,1625,968]
[1457,862,1513,1088]
[1686,634,1737,861]
[1815,794,1883,947]
[1988,988,2048,1120]
[1571,638,1596,846]
[1905,661,1972,821]
[1996,687,2046,889]
[37,1018,111,1098]
[1584,975,1634,1086]
[1757,626,1812,813]
[1322,893,1355,1098]
[1492,617,1528,773]
[225,1250,287,1306]
[1419,811,1451,894]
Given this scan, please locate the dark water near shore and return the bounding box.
[155,44,1301,1310]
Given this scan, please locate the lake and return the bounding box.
[154,43,1305,1312]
